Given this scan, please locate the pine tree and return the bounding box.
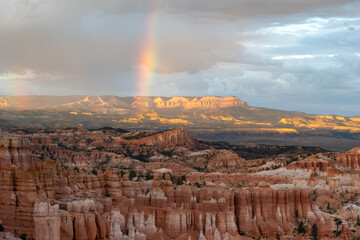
[310,223,318,240]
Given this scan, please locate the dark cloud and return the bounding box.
[165,0,357,19]
[0,0,359,115]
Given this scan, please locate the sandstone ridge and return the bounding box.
[153,96,248,109]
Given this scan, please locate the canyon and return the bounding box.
[0,128,360,239]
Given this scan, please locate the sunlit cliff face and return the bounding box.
[280,116,360,133]
[2,95,357,150]
[0,95,359,138]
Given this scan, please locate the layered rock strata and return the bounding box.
[336,147,360,169]
[0,160,334,239]
[0,133,352,239]
[0,136,33,168]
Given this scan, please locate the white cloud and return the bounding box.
[272,54,335,60]
[257,17,360,37]
[0,70,36,80]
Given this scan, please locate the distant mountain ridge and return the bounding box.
[0,95,359,151]
[0,95,249,110]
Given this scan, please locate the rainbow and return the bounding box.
[0,70,33,108]
[1,70,30,96]
[136,0,160,106]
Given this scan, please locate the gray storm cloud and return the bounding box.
[0,0,359,115]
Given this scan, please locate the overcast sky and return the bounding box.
[0,0,360,115]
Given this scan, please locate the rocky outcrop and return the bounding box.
[130,128,198,146]
[234,182,333,239]
[153,96,248,109]
[62,200,101,240]
[33,201,60,240]
[29,134,58,154]
[153,97,190,108]
[119,111,193,125]
[336,147,360,169]
[287,159,330,172]
[63,96,109,108]
[0,168,38,238]
[0,136,34,168]
[131,97,149,109]
[207,150,245,171]
[286,158,342,177]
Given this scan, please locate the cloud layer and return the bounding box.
[0,0,359,115]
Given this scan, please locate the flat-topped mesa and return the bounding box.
[131,128,198,146]
[0,136,34,168]
[132,96,150,108]
[187,96,247,109]
[154,96,189,108]
[154,96,248,109]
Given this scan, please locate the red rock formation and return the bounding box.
[29,134,58,154]
[0,136,34,168]
[128,128,198,147]
[0,131,353,239]
[0,161,340,240]
[336,147,360,169]
[0,161,242,239]
[207,150,245,172]
[287,159,330,172]
[234,182,333,239]
[33,201,60,240]
[0,168,38,238]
